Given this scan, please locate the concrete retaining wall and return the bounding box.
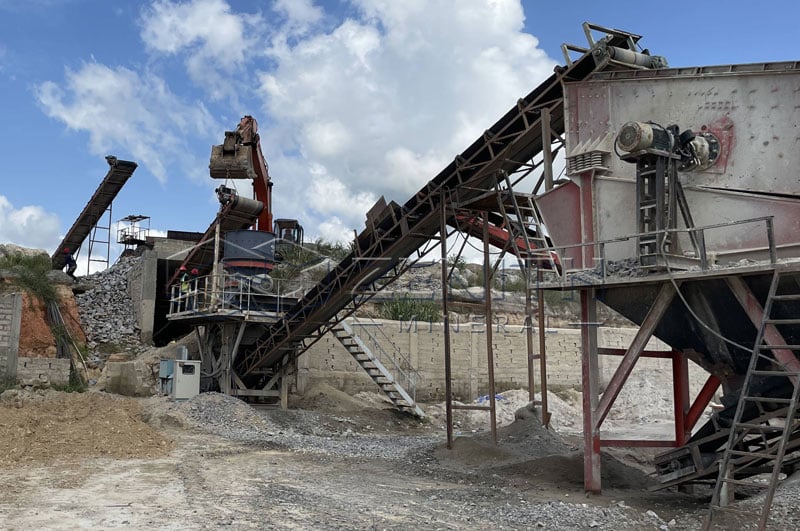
[0,293,22,381]
[16,357,70,387]
[301,318,704,402]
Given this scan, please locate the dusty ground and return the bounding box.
[0,386,796,530]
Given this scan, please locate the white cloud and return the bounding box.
[139,0,261,101]
[273,0,322,35]
[258,0,557,242]
[35,62,217,184]
[0,195,61,251]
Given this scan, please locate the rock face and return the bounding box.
[75,257,144,353]
[0,244,48,259]
[16,286,86,359]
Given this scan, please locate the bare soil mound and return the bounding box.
[291,382,380,413]
[495,452,654,490]
[0,390,172,465]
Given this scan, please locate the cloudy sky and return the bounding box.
[0,0,797,271]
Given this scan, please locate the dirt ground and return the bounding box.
[0,386,794,530]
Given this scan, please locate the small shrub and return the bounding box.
[0,375,16,393]
[380,295,441,322]
[52,367,87,393]
[0,254,57,304]
[447,254,467,273]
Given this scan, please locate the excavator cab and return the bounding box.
[275,218,304,246]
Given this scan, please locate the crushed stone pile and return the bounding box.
[155,392,440,460]
[76,256,145,353]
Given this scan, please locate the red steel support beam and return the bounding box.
[598,347,674,359]
[672,351,691,446]
[581,288,601,493]
[685,374,721,432]
[726,276,800,379]
[595,282,677,429]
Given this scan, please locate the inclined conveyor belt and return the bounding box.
[236,30,648,379]
[51,156,137,270]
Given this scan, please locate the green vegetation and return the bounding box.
[379,295,441,322]
[52,368,87,393]
[0,253,58,304]
[0,375,16,393]
[447,254,467,273]
[272,238,351,281]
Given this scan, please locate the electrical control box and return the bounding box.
[172,360,201,400]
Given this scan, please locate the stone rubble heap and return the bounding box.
[75,256,145,354]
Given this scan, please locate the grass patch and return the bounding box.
[0,253,57,304]
[52,368,87,393]
[380,295,441,322]
[0,375,16,393]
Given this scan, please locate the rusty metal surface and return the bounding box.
[52,156,137,270]
[561,64,800,264]
[235,29,650,380]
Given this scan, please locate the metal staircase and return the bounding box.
[331,320,425,417]
[704,270,800,530]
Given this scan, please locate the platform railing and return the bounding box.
[168,272,317,316]
[532,216,777,284]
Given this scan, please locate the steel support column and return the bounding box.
[537,268,550,427]
[672,350,691,446]
[483,212,498,444]
[526,270,536,402]
[581,288,601,493]
[441,194,454,450]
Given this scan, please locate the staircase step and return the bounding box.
[728,449,778,460]
[736,423,785,431]
[772,294,800,301]
[720,477,770,488]
[744,396,794,404]
[765,318,800,325]
[750,370,800,377]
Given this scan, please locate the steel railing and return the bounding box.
[168,272,318,316]
[350,316,421,401]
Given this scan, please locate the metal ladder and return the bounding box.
[496,174,560,274]
[704,270,800,530]
[330,320,425,418]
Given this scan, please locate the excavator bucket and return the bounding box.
[209,131,256,180]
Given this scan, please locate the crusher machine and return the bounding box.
[535,34,800,528]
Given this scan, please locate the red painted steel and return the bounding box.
[685,374,721,432]
[672,352,691,446]
[581,289,601,493]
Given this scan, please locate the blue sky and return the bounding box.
[1,0,797,271]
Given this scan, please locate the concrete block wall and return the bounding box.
[302,318,703,402]
[0,293,22,381]
[16,357,70,386]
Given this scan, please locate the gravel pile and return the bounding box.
[171,392,689,529]
[178,392,440,459]
[75,256,144,352]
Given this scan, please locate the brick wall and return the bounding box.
[16,357,70,386]
[0,293,22,381]
[301,318,706,402]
